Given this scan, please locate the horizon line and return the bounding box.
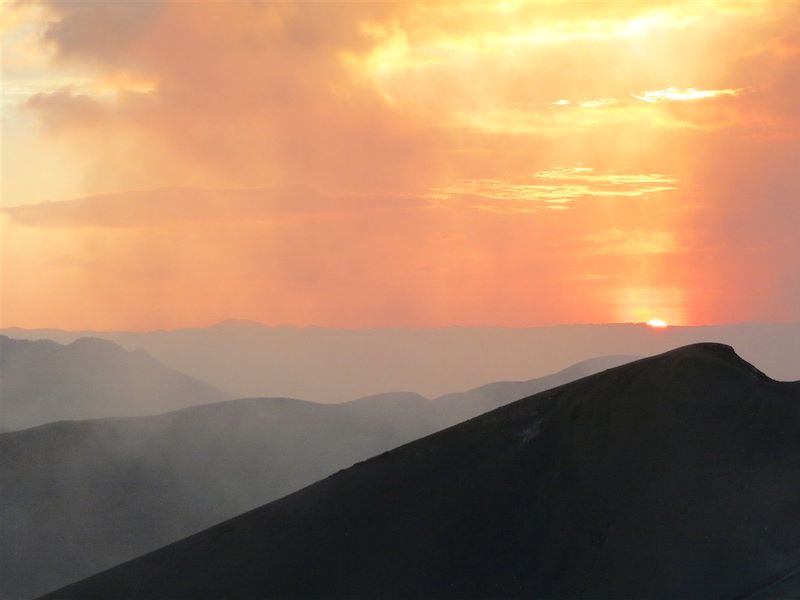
[2,318,799,335]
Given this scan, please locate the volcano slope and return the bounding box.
[44,344,800,599]
[2,357,631,599]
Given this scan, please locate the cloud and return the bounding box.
[511,98,619,110]
[1,179,688,328]
[7,0,758,198]
[12,1,448,196]
[632,87,743,103]
[512,89,742,114]
[2,0,799,328]
[1,186,430,228]
[432,167,677,212]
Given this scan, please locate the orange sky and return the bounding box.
[2,0,799,330]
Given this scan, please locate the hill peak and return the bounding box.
[645,342,773,381]
[67,336,126,352]
[665,341,736,356]
[0,335,224,431]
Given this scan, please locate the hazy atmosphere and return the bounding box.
[3,1,799,329]
[2,2,800,599]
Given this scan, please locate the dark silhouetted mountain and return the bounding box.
[3,322,798,402]
[1,357,632,599]
[433,355,636,423]
[42,344,800,599]
[0,395,421,599]
[0,335,226,430]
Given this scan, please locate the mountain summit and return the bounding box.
[43,344,800,599]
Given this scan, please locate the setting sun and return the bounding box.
[646,319,669,328]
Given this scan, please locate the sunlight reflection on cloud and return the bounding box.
[433,167,677,212]
[632,87,743,103]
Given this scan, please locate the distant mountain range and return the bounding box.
[0,335,226,430]
[4,321,798,402]
[43,344,800,600]
[1,354,631,598]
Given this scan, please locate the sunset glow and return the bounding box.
[646,319,669,329]
[2,1,799,329]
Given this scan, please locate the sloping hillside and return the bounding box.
[433,355,635,423]
[2,357,630,598]
[43,344,800,599]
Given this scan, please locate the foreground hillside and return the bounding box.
[44,344,800,599]
[0,336,225,430]
[2,356,630,599]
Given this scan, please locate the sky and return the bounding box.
[2,0,799,330]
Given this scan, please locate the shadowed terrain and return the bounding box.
[0,336,226,430]
[432,355,637,424]
[1,356,631,599]
[42,344,800,599]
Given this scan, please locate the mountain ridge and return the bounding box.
[41,343,800,599]
[3,322,798,400]
[2,354,632,598]
[0,335,227,430]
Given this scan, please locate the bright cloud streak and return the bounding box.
[632,87,743,103]
[432,167,677,212]
[512,98,618,110]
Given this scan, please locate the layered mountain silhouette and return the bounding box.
[4,321,799,401]
[0,336,226,430]
[42,344,800,599]
[1,356,631,599]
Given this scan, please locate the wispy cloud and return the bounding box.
[511,98,618,110]
[1,186,430,228]
[513,88,741,113]
[583,228,679,255]
[433,167,678,212]
[632,87,743,103]
[577,98,618,108]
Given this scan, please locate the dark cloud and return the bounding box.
[1,186,431,228]
[42,0,162,66]
[23,0,446,194]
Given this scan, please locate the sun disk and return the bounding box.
[646,318,669,328]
